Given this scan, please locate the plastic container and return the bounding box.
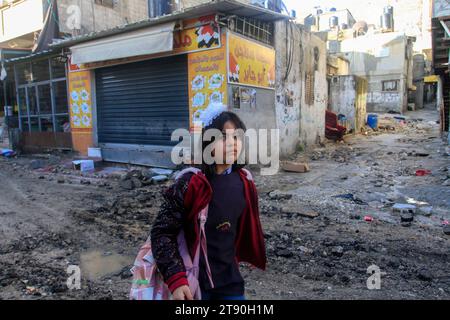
[367,114,378,129]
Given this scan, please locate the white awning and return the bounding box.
[70,22,176,65]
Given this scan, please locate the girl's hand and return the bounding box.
[173,285,193,300]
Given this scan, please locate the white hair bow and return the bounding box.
[197,103,228,127]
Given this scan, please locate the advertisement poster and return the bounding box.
[68,71,93,130]
[228,32,276,89]
[174,15,221,54]
[188,42,227,130]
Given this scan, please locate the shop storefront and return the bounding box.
[8,53,71,151]
[52,2,283,167]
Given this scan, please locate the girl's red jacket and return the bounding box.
[150,168,266,293]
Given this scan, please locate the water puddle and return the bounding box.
[80,250,134,280]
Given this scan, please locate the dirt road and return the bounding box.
[0,107,449,300]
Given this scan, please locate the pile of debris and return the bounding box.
[118,168,173,190]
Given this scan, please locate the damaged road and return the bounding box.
[0,108,449,300]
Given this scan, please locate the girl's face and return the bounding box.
[212,120,243,165]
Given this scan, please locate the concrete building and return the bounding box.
[4,0,327,166]
[0,0,149,49]
[431,0,450,137]
[0,0,149,151]
[274,22,327,154]
[303,0,432,58]
[338,32,415,113]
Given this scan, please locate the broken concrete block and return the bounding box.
[281,204,319,218]
[268,190,292,201]
[392,203,416,214]
[418,206,433,217]
[119,179,134,190]
[281,161,310,173]
[151,175,169,184]
[131,177,143,189]
[149,168,173,176]
[400,212,414,223]
[443,225,450,236]
[30,159,46,170]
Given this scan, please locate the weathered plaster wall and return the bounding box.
[329,75,357,131]
[58,0,149,36]
[339,32,411,113]
[274,21,327,156]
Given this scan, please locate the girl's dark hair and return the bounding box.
[199,111,247,179]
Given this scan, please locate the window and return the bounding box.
[51,57,66,79]
[305,73,315,105]
[227,16,274,46]
[54,81,68,114]
[382,80,398,92]
[15,63,32,84]
[95,0,115,8]
[14,56,69,133]
[31,59,50,82]
[38,84,52,114]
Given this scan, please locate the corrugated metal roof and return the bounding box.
[4,0,288,64]
[4,49,57,64]
[50,0,288,49]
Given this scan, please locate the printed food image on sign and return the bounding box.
[228,33,276,89]
[68,71,93,130]
[192,75,205,90]
[193,92,206,107]
[188,37,227,130]
[210,91,223,104]
[209,73,224,89]
[72,103,80,115]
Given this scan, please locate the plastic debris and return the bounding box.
[415,169,431,176]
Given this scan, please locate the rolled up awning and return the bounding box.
[70,21,176,65]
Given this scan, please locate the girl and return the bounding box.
[150,107,266,301]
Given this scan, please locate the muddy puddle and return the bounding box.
[80,250,134,280]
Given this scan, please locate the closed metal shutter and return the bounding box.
[95,54,189,147]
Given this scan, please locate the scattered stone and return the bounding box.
[131,177,143,189]
[151,175,169,184]
[80,179,91,185]
[393,203,416,214]
[417,269,433,282]
[400,212,414,223]
[443,225,450,236]
[331,246,344,257]
[281,161,310,173]
[57,178,65,184]
[30,160,46,170]
[276,249,293,258]
[268,190,292,201]
[281,204,320,218]
[298,246,313,254]
[119,179,134,190]
[148,168,173,177]
[417,206,433,217]
[401,222,412,227]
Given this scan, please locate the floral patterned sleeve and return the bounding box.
[150,172,193,293]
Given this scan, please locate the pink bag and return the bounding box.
[129,204,214,300]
